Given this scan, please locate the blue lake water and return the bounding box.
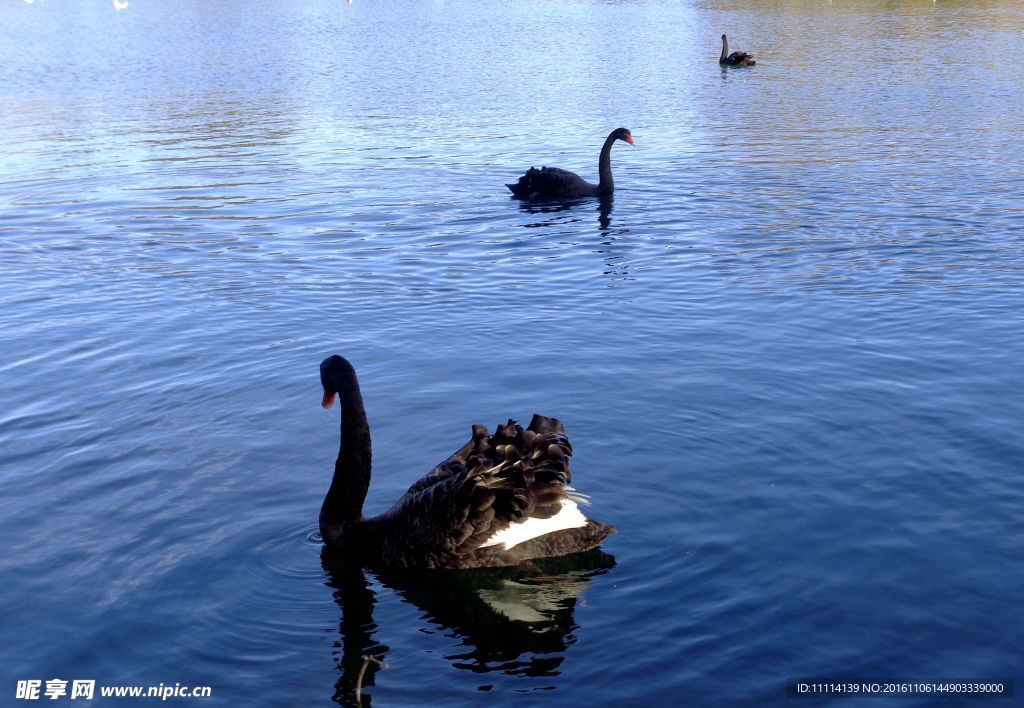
[2,0,1023,705]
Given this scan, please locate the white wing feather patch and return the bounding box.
[564,485,591,506]
[479,499,588,551]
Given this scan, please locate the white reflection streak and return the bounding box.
[114,0,129,9]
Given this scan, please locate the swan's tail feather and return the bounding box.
[507,167,540,197]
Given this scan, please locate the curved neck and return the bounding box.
[321,372,372,528]
[720,37,728,62]
[597,132,618,195]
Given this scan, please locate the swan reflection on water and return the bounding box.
[516,198,584,229]
[597,196,613,231]
[321,548,616,706]
[516,195,615,231]
[516,197,632,280]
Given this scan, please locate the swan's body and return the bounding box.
[507,128,634,200]
[318,355,614,569]
[720,34,755,66]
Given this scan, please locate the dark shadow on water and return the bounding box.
[514,196,633,281]
[597,195,613,231]
[320,559,389,707]
[515,197,588,229]
[321,549,616,705]
[516,195,621,233]
[594,197,634,280]
[720,63,755,81]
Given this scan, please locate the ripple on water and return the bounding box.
[2,0,1024,705]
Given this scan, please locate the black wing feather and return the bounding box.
[725,51,756,65]
[507,166,597,200]
[372,415,576,567]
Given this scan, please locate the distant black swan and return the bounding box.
[506,128,634,200]
[318,355,615,569]
[720,34,756,66]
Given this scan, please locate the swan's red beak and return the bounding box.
[625,135,635,146]
[322,390,337,409]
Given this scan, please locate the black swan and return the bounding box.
[720,34,756,66]
[506,127,634,200]
[318,355,615,569]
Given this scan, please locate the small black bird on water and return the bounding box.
[720,34,756,66]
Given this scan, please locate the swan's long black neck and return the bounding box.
[321,368,372,530]
[720,37,729,63]
[597,132,618,195]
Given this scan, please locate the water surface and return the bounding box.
[2,0,1023,705]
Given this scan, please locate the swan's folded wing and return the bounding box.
[397,443,472,499]
[375,416,576,564]
[526,167,585,194]
[508,167,592,199]
[392,423,490,506]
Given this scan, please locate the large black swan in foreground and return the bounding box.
[506,127,634,200]
[318,355,615,569]
[720,34,756,66]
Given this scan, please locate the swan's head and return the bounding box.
[320,354,356,409]
[613,128,634,146]
[721,34,727,41]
